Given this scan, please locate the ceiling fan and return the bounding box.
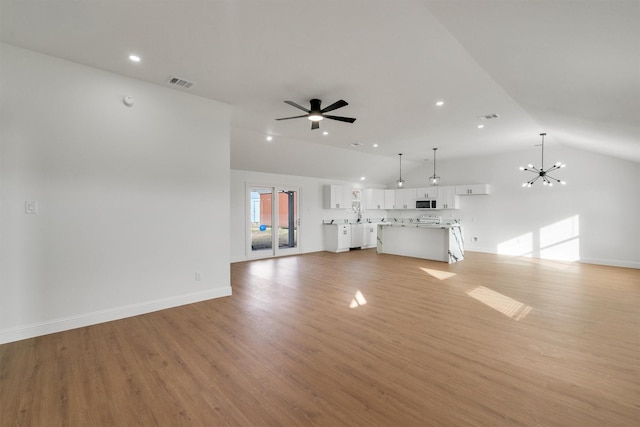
[275,99,356,130]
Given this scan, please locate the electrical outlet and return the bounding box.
[25,200,38,214]
[195,272,202,281]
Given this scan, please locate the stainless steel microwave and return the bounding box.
[416,200,437,209]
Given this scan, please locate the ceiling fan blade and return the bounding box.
[324,115,356,123]
[311,121,320,130]
[284,100,310,112]
[321,99,348,113]
[275,114,309,121]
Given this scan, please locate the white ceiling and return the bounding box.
[1,0,638,185]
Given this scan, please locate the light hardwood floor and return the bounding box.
[1,250,639,426]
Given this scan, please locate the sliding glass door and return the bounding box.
[248,185,299,258]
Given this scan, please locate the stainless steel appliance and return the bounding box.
[416,199,437,210]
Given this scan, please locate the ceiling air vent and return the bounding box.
[168,76,195,89]
[478,113,500,120]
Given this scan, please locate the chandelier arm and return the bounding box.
[520,133,564,187]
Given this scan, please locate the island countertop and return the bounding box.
[377,223,464,263]
[378,223,461,229]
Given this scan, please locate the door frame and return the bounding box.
[246,183,301,259]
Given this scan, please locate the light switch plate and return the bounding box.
[25,200,38,214]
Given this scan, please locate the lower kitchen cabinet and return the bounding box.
[324,224,351,252]
[362,223,378,248]
[324,223,378,252]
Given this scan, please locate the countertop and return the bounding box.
[378,223,461,228]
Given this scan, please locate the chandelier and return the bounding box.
[520,133,566,187]
[429,147,440,186]
[396,153,405,188]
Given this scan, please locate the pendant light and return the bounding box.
[429,147,440,186]
[520,133,566,187]
[396,153,405,188]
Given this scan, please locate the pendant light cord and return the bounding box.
[433,148,437,178]
[540,133,545,171]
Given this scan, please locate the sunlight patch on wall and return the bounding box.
[350,290,367,308]
[420,268,457,280]
[497,232,533,257]
[466,286,532,321]
[540,215,580,261]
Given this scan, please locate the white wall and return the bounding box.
[230,170,378,262]
[399,145,640,268]
[0,44,232,344]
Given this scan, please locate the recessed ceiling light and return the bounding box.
[436,101,444,106]
[360,177,366,181]
[128,54,141,62]
[323,131,328,135]
[266,136,273,141]
[477,124,485,129]
[373,144,379,148]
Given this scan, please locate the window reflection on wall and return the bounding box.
[496,215,580,262]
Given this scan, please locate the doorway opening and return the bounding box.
[248,186,299,258]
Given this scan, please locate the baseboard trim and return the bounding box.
[579,258,640,269]
[0,287,232,345]
[465,249,639,270]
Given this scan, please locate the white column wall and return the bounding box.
[0,44,232,343]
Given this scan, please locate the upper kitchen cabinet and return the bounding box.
[363,188,385,210]
[416,187,439,199]
[455,184,491,195]
[395,188,417,209]
[437,186,459,210]
[323,184,349,209]
[384,189,396,210]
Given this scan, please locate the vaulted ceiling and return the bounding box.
[1,0,638,184]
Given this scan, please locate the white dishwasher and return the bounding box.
[350,223,363,249]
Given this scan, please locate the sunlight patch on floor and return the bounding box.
[420,267,457,280]
[350,290,367,308]
[466,286,532,321]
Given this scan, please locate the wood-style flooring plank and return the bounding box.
[1,250,639,426]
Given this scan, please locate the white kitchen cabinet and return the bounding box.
[324,224,351,252]
[350,223,363,248]
[363,188,385,210]
[394,188,417,209]
[416,187,439,199]
[384,189,396,209]
[323,184,349,209]
[455,184,491,195]
[362,223,378,248]
[437,186,459,210]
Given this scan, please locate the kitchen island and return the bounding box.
[377,223,464,263]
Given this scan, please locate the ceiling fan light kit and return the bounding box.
[276,98,356,130]
[520,133,566,187]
